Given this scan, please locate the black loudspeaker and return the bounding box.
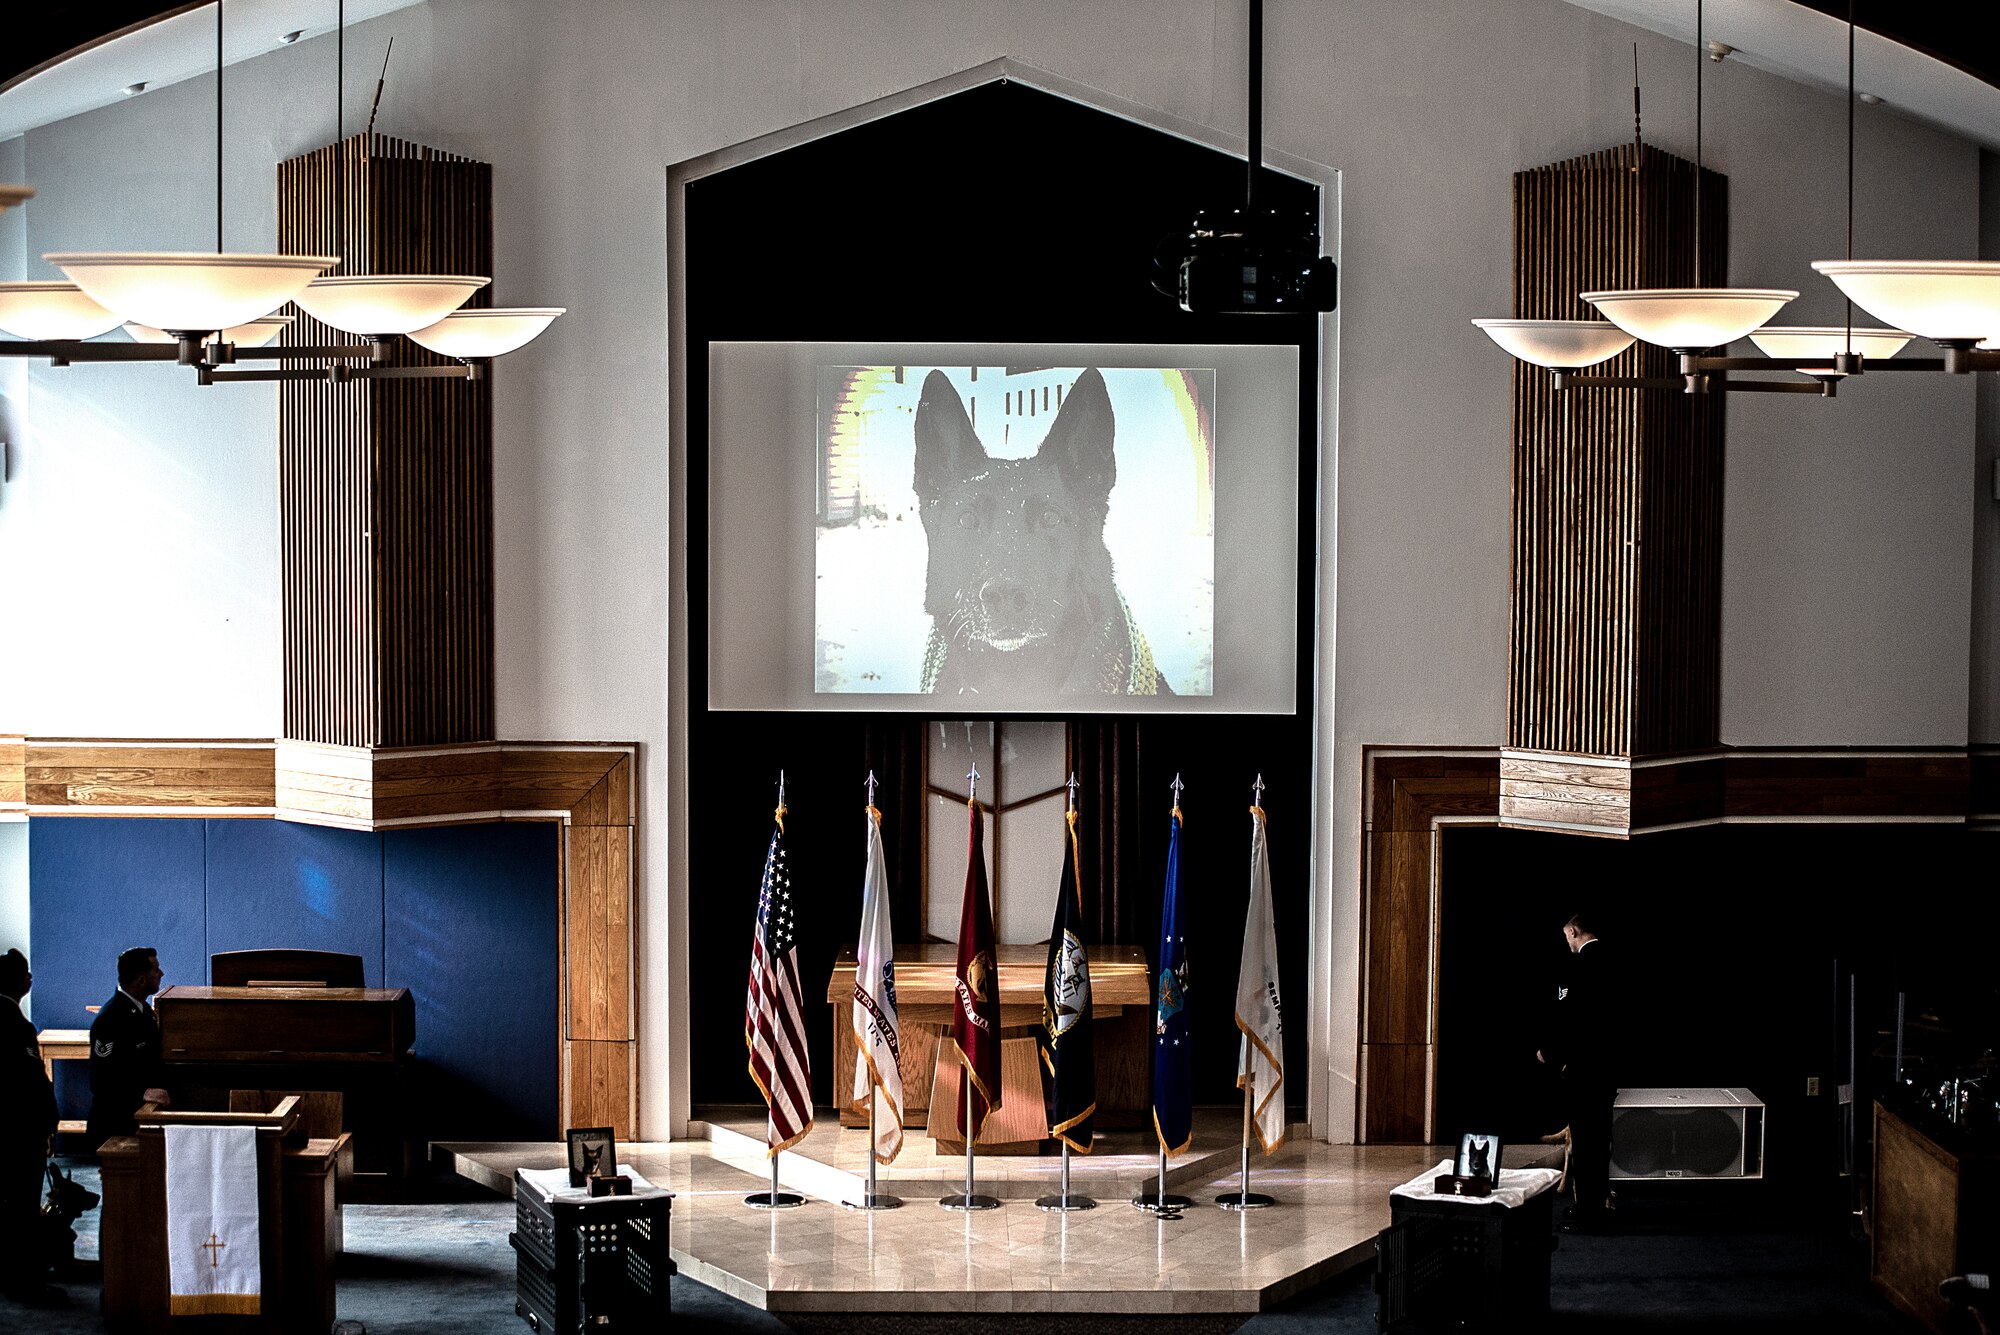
[1610,1087,1765,1180]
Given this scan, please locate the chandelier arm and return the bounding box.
[346,362,484,381]
[1551,372,1687,391]
[0,342,186,364]
[1682,354,1837,373]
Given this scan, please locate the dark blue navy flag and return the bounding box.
[1151,800,1193,1154]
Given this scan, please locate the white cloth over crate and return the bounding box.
[1390,1158,1562,1210]
[517,1165,664,1204]
[164,1124,262,1315]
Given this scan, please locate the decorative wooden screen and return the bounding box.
[278,135,495,747]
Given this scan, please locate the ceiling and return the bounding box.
[1559,0,2000,152]
[3,1,1999,147]
[0,0,424,142]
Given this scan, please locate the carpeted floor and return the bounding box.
[0,1164,1924,1334]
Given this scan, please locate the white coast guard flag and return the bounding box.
[851,804,905,1163]
[164,1124,262,1315]
[1234,804,1286,1152]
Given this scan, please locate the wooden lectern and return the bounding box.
[827,942,1154,1130]
[98,1097,339,1335]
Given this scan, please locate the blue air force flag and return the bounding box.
[1234,803,1286,1152]
[1151,802,1193,1154]
[850,804,904,1163]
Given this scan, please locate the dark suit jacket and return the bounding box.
[1550,939,1618,1084]
[2,996,57,1148]
[88,991,162,1148]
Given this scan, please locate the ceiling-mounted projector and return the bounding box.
[1153,206,1337,314]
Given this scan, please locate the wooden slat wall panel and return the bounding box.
[565,1038,636,1141]
[564,824,634,1042]
[1509,143,1725,762]
[279,135,494,748]
[503,750,634,818]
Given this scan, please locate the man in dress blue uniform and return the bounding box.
[1,948,65,1306]
[1538,913,1618,1231]
[87,946,171,1153]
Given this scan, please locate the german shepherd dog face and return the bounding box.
[913,368,1167,696]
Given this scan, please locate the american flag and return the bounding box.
[745,807,813,1154]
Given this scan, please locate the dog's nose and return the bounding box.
[978,579,1029,616]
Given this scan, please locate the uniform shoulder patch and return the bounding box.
[93,1038,115,1058]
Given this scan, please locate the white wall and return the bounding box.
[0,0,1983,1141]
[1975,150,2000,747]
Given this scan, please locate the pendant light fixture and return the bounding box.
[1809,0,2000,374]
[2,0,559,384]
[46,2,336,342]
[288,0,492,340]
[0,282,127,341]
[1579,0,1796,352]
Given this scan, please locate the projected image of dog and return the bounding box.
[913,367,1170,697]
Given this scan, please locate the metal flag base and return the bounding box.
[1215,1191,1277,1211]
[745,1153,805,1208]
[843,1101,902,1208]
[938,1192,1003,1211]
[1131,1144,1192,1214]
[1035,1193,1096,1211]
[1036,1142,1095,1210]
[1129,1190,1193,1214]
[843,1193,904,1211]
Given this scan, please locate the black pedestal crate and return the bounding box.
[511,1173,673,1332]
[1375,1188,1554,1331]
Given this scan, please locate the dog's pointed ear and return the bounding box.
[913,370,988,501]
[1036,367,1115,500]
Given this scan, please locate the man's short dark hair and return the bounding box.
[0,947,27,995]
[1565,912,1599,938]
[116,946,159,985]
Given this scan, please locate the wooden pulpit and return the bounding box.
[827,942,1154,1130]
[98,1097,339,1335]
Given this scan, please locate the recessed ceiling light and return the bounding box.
[122,81,148,97]
[279,29,304,44]
[1858,92,1884,106]
[1705,39,1733,62]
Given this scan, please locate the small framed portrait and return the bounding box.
[1456,1132,1502,1183]
[566,1126,617,1188]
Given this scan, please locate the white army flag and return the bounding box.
[1234,802,1286,1152]
[851,803,904,1163]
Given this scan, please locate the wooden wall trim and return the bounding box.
[0,734,26,819]
[5,734,639,1138]
[1359,743,1981,1143]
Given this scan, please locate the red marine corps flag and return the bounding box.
[952,789,1002,1142]
[745,790,812,1156]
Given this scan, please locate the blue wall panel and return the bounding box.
[29,816,559,1140]
[30,818,209,1120]
[384,821,559,1141]
[205,820,386,986]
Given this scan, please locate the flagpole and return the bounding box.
[745,773,806,1209]
[848,770,903,1211]
[1038,773,1096,1212]
[1134,774,1192,1216]
[941,765,1001,1211]
[1218,776,1277,1210]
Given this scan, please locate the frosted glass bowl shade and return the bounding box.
[0,281,126,340]
[43,251,338,334]
[1746,325,1913,374]
[405,307,564,358]
[1580,288,1799,350]
[0,185,33,214]
[1811,261,2000,343]
[1471,319,1636,369]
[293,274,491,336]
[125,314,292,349]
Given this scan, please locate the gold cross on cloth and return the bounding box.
[201,1233,227,1268]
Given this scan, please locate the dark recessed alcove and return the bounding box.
[1435,822,1990,1196]
[681,78,1325,1113]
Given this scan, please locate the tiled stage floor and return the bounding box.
[439,1118,1506,1315]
